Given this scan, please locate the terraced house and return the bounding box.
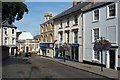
[40,12,54,57]
[83,1,120,70]
[53,2,89,62]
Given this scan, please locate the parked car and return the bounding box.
[25,52,31,57]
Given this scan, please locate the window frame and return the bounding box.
[12,28,15,34]
[4,27,8,35]
[93,9,100,22]
[73,15,78,26]
[59,20,63,29]
[74,31,78,43]
[92,28,100,43]
[66,18,70,27]
[107,3,116,19]
[92,50,101,61]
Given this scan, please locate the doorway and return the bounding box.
[71,44,79,61]
[26,46,29,52]
[11,48,14,55]
[109,50,115,69]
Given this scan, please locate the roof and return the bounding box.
[53,2,90,20]
[2,21,17,29]
[40,2,89,25]
[18,31,33,40]
[82,2,113,13]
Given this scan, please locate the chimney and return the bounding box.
[73,0,78,6]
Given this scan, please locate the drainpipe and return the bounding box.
[81,13,84,62]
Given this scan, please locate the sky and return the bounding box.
[14,2,73,36]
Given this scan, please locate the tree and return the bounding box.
[2,2,28,24]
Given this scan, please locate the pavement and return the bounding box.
[38,56,119,79]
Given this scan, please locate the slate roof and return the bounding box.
[2,21,17,29]
[53,2,90,20]
[82,2,113,13]
[40,2,90,25]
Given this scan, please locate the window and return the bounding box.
[93,9,99,21]
[92,28,99,42]
[94,51,100,60]
[12,38,15,44]
[45,35,47,42]
[59,20,62,29]
[73,15,78,25]
[4,28,7,35]
[59,33,63,46]
[66,32,69,43]
[107,4,116,18]
[74,32,78,43]
[4,37,7,45]
[41,26,43,32]
[66,18,69,27]
[12,29,14,34]
[46,24,47,31]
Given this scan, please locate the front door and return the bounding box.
[109,50,115,69]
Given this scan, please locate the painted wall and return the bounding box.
[83,2,119,67]
[54,13,84,62]
[2,27,17,46]
[118,1,120,68]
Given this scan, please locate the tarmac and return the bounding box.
[39,56,119,80]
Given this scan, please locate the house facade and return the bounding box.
[83,1,120,70]
[39,12,55,57]
[53,2,89,62]
[1,21,17,56]
[17,31,40,55]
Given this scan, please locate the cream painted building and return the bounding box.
[17,31,40,55]
[53,2,89,62]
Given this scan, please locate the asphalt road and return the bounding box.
[2,56,113,79]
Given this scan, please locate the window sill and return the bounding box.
[106,16,116,20]
[59,27,62,29]
[73,24,78,26]
[92,59,100,63]
[92,20,99,23]
[65,26,70,28]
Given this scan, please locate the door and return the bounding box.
[26,46,29,52]
[109,50,115,69]
[11,48,14,55]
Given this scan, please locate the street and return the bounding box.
[2,56,113,79]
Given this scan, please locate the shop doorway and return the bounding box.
[71,44,79,61]
[109,50,115,69]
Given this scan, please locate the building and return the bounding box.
[53,2,89,62]
[1,21,17,56]
[40,12,54,43]
[39,12,54,57]
[83,1,120,70]
[17,31,39,55]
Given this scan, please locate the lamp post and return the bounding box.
[100,37,103,71]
